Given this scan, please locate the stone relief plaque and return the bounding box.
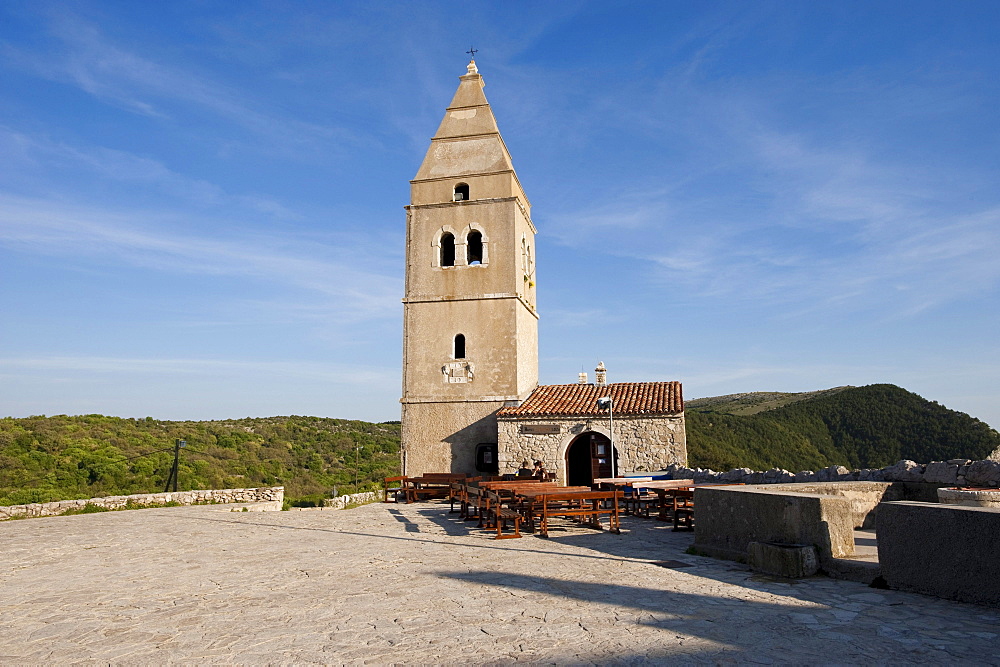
[521,424,560,435]
[442,361,475,384]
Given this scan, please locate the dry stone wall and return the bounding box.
[660,459,1000,488]
[0,486,284,521]
[323,491,380,509]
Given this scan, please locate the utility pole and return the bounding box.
[164,439,186,492]
[355,444,360,494]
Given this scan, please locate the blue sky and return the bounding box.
[1,1,998,429]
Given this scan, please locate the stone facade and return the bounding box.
[497,414,686,485]
[400,60,538,476]
[0,486,284,521]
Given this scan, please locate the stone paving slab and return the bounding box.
[1,501,999,665]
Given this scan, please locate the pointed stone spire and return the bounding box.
[411,62,528,210]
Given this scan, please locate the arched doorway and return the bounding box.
[565,432,616,486]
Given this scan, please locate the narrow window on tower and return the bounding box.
[467,230,483,265]
[454,334,466,359]
[440,233,456,267]
[454,183,470,201]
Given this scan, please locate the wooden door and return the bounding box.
[590,434,613,480]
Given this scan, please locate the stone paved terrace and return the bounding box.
[1,501,999,665]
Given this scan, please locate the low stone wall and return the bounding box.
[0,487,284,520]
[323,491,380,509]
[877,501,1000,606]
[659,457,1000,488]
[693,484,875,566]
[769,481,903,529]
[937,487,1000,507]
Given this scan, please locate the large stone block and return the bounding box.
[748,542,819,578]
[816,465,850,482]
[923,461,959,484]
[881,460,925,482]
[693,485,857,564]
[937,487,1000,507]
[964,460,1000,487]
[877,501,1000,606]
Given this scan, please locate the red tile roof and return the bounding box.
[497,382,683,418]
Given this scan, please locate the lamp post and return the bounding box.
[597,397,616,478]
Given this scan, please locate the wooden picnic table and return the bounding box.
[476,481,562,528]
[646,482,696,521]
[592,477,653,487]
[403,473,468,503]
[514,486,593,501]
[649,482,744,525]
[521,489,624,538]
[602,479,693,518]
[509,485,591,533]
[631,479,695,489]
[593,478,654,513]
[478,479,546,490]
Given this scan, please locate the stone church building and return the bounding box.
[400,60,686,485]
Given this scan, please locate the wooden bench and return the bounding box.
[494,507,524,539]
[592,478,654,516]
[536,490,623,538]
[479,482,561,529]
[624,487,659,518]
[660,483,743,529]
[512,486,592,533]
[671,489,694,531]
[462,485,484,522]
[449,478,481,514]
[404,473,468,503]
[483,489,523,539]
[383,476,408,503]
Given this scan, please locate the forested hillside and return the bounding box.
[0,415,400,507]
[5,384,996,507]
[685,387,852,416]
[687,384,1000,471]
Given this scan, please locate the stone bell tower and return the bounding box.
[400,60,539,475]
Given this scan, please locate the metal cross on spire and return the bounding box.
[466,46,478,60]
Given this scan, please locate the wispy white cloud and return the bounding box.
[540,67,1000,321]
[0,126,299,218]
[0,355,396,386]
[0,194,400,321]
[1,11,357,155]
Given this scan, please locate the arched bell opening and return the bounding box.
[440,232,456,267]
[467,230,483,265]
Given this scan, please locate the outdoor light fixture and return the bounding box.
[597,397,616,477]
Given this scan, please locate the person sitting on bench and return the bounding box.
[532,460,548,479]
[516,460,533,477]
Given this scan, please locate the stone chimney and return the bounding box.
[595,361,607,387]
[578,371,588,384]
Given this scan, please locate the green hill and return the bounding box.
[685,387,853,416]
[5,384,996,507]
[686,384,1000,471]
[0,415,400,507]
